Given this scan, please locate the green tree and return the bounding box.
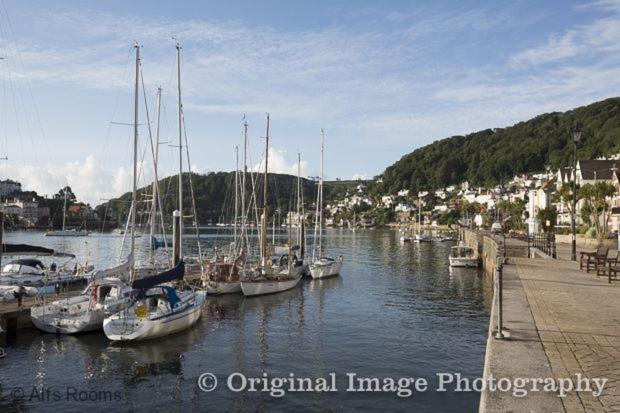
[537,207,558,232]
[578,182,616,242]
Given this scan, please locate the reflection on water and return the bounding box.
[1,229,491,412]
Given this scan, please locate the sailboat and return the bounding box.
[241,114,303,296]
[45,188,88,236]
[103,43,206,342]
[309,129,343,279]
[30,256,133,333]
[203,138,244,295]
[413,194,431,243]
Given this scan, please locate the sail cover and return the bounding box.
[131,261,185,290]
[1,243,75,258]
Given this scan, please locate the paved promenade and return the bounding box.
[482,255,620,412]
[517,257,620,412]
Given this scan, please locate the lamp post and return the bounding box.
[571,128,582,261]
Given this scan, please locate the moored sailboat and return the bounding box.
[309,129,343,279]
[102,43,205,342]
[241,114,303,296]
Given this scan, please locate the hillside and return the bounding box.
[379,97,620,194]
[96,172,363,227]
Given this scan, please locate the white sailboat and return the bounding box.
[413,195,431,243]
[103,261,206,341]
[103,42,205,342]
[241,114,303,296]
[309,129,343,279]
[45,188,88,237]
[30,257,133,333]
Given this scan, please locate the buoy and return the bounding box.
[0,347,6,359]
[338,255,344,263]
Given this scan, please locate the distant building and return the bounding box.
[576,160,617,186]
[0,179,21,197]
[1,197,39,227]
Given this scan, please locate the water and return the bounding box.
[1,229,492,412]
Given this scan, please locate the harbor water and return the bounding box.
[1,229,492,412]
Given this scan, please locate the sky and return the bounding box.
[0,0,619,205]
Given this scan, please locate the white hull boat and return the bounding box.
[449,246,479,268]
[448,257,479,268]
[103,289,206,341]
[30,259,134,334]
[241,274,302,297]
[309,257,343,279]
[205,280,242,295]
[31,295,121,334]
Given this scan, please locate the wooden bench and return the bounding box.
[580,247,609,273]
[597,250,620,277]
[607,262,620,284]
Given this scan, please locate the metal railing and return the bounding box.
[506,232,557,259]
[526,233,557,258]
[494,262,505,339]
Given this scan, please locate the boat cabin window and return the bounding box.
[3,263,20,273]
[98,286,113,302]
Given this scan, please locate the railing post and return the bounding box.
[494,261,504,339]
[527,236,531,258]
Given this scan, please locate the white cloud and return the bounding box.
[4,155,152,205]
[253,148,308,177]
[509,4,620,67]
[352,173,368,180]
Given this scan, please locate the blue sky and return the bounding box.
[0,0,619,204]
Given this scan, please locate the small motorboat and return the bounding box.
[309,256,343,279]
[449,246,479,268]
[414,234,431,243]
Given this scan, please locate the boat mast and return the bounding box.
[131,42,140,280]
[260,113,269,266]
[149,87,162,263]
[297,152,301,247]
[176,42,183,259]
[318,129,324,257]
[61,188,67,231]
[234,145,239,253]
[241,120,248,252]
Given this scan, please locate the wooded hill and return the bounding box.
[96,172,363,227]
[378,97,620,194]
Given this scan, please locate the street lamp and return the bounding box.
[571,129,582,261]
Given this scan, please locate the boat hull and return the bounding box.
[448,257,479,268]
[309,260,342,279]
[241,274,302,297]
[103,291,206,341]
[45,230,89,237]
[31,310,103,334]
[205,281,242,295]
